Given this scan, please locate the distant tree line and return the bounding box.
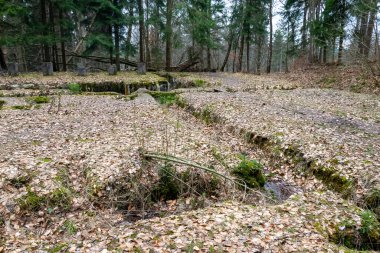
[0,0,379,73]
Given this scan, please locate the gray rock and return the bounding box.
[137,62,146,75]
[108,65,117,75]
[42,62,53,76]
[8,62,19,76]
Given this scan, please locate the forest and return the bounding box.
[1,0,380,252]
[0,0,379,73]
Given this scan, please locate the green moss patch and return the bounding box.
[0,100,5,109]
[11,105,32,110]
[30,96,50,104]
[148,91,178,105]
[232,156,266,188]
[16,186,72,212]
[311,165,354,197]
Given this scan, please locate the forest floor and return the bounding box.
[0,71,379,252]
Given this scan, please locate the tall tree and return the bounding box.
[138,0,145,63]
[166,0,173,70]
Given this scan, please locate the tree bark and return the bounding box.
[220,33,233,71]
[145,0,151,66]
[256,36,262,75]
[114,0,120,70]
[0,47,7,70]
[364,5,376,58]
[41,0,50,62]
[49,1,59,71]
[237,34,244,72]
[126,1,134,62]
[59,9,67,71]
[266,0,273,73]
[246,34,250,72]
[138,0,145,63]
[166,0,173,71]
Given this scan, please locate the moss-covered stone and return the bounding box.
[312,165,354,197]
[0,100,5,109]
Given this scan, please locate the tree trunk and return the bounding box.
[337,33,344,64]
[59,9,66,71]
[266,0,273,73]
[145,0,151,66]
[246,34,250,72]
[41,0,50,62]
[49,1,58,71]
[220,33,233,71]
[166,0,173,71]
[232,35,239,72]
[237,34,244,72]
[126,1,134,62]
[364,5,376,58]
[113,0,120,71]
[359,13,368,55]
[207,47,211,71]
[138,0,145,63]
[256,36,262,75]
[109,25,113,64]
[301,1,308,51]
[0,47,7,70]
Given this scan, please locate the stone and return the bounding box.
[77,64,87,76]
[108,64,117,75]
[42,62,53,76]
[8,62,19,76]
[136,88,148,94]
[137,62,146,75]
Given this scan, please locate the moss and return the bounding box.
[319,76,336,88]
[196,105,215,125]
[16,185,72,212]
[49,186,72,210]
[82,91,120,96]
[0,100,5,109]
[9,175,32,189]
[331,210,380,250]
[174,95,187,108]
[62,219,78,235]
[31,96,49,104]
[47,243,68,253]
[193,79,206,87]
[11,105,32,110]
[16,189,46,211]
[68,83,81,93]
[40,157,52,163]
[148,91,177,105]
[125,93,138,101]
[232,156,266,188]
[312,165,353,196]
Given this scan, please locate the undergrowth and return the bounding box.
[232,156,266,188]
[332,210,380,250]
